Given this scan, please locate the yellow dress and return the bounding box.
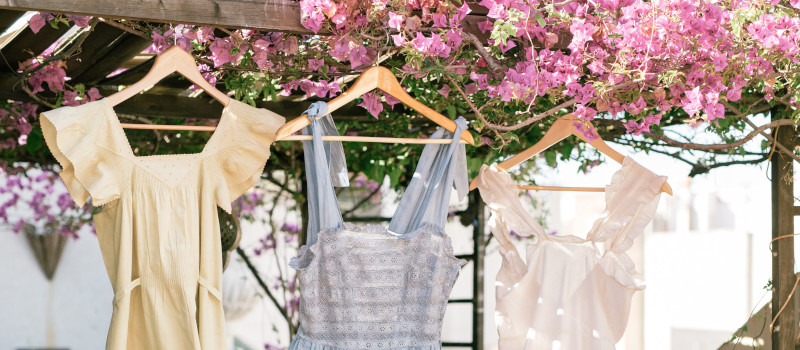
[40,98,285,349]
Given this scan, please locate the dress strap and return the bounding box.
[388,117,469,234]
[302,102,348,246]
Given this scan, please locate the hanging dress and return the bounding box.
[289,102,468,349]
[39,98,285,349]
[475,159,667,350]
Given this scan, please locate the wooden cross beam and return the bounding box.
[0,0,310,33]
[0,1,570,47]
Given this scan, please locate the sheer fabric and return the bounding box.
[289,103,467,349]
[40,98,285,349]
[476,159,666,350]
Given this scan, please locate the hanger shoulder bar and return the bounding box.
[106,46,230,107]
[120,123,216,131]
[119,123,466,144]
[274,66,475,145]
[518,183,672,195]
[518,185,606,192]
[280,135,469,144]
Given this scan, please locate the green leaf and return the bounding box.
[388,165,402,187]
[561,142,573,158]
[544,150,557,167]
[25,128,44,154]
[535,13,546,27]
[446,104,456,119]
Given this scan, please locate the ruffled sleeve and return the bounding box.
[589,157,667,289]
[40,101,122,207]
[215,100,285,213]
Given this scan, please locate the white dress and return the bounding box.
[476,158,667,350]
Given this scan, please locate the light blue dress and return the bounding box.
[289,102,468,349]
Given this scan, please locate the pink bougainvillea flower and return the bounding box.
[86,88,102,101]
[208,38,238,67]
[301,10,324,33]
[681,87,704,116]
[348,45,369,69]
[445,29,463,48]
[307,58,324,71]
[705,103,725,121]
[456,2,472,20]
[358,92,383,119]
[623,119,641,135]
[405,16,422,31]
[438,84,451,97]
[384,93,401,109]
[331,13,347,28]
[432,13,447,28]
[391,34,406,46]
[62,90,80,107]
[388,12,404,30]
[28,13,47,34]
[574,104,597,121]
[280,36,299,55]
[64,15,90,28]
[573,121,599,141]
[464,83,478,95]
[27,62,67,94]
[410,32,430,52]
[499,40,516,53]
[568,19,595,51]
[726,85,742,102]
[478,19,493,33]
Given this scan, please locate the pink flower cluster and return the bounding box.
[23,59,102,107]
[0,168,92,239]
[28,13,90,34]
[0,102,38,149]
[297,0,800,138]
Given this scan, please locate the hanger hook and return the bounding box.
[170,23,177,47]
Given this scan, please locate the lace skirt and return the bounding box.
[288,329,443,350]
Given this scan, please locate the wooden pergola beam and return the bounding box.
[0,1,573,48]
[0,72,371,120]
[0,0,311,33]
[70,32,152,84]
[63,23,129,79]
[0,9,24,34]
[0,16,69,72]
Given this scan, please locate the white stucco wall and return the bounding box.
[0,224,112,350]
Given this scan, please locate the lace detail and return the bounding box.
[290,329,444,350]
[289,223,465,349]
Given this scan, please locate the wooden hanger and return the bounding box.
[274,66,475,145]
[468,114,673,195]
[107,46,231,131]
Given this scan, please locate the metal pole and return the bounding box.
[471,191,485,350]
[770,108,796,349]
